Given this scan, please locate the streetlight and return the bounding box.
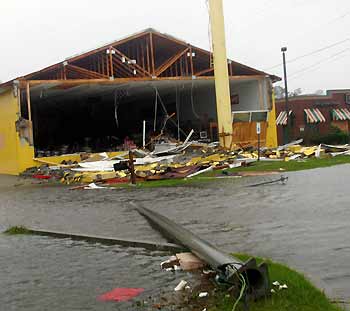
[281,47,289,144]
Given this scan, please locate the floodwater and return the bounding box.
[1,164,350,310]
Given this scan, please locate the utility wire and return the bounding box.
[288,47,350,78]
[288,51,350,81]
[264,37,350,70]
[323,10,350,27]
[281,9,350,49]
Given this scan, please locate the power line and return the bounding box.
[324,10,350,27]
[288,49,350,81]
[288,47,350,78]
[264,37,350,70]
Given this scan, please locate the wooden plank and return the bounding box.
[149,32,155,76]
[111,57,134,77]
[24,63,62,80]
[151,31,188,48]
[26,75,267,87]
[105,53,110,77]
[108,47,114,78]
[185,52,189,75]
[189,47,194,76]
[155,47,189,76]
[66,31,150,64]
[179,57,183,76]
[195,67,214,76]
[66,64,108,79]
[63,65,67,80]
[101,54,105,76]
[141,42,145,70]
[111,47,151,77]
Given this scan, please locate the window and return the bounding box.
[251,111,268,122]
[233,112,250,122]
[346,94,350,104]
[232,111,269,122]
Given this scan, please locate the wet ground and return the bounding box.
[1,164,350,310]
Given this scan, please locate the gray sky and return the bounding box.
[1,0,350,93]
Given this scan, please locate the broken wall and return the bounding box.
[231,78,271,112]
[0,88,35,175]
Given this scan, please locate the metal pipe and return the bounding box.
[133,203,269,299]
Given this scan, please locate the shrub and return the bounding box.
[309,126,349,145]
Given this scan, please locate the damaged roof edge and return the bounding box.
[0,28,281,88]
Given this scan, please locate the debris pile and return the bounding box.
[21,137,350,186]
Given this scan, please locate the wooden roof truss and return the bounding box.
[6,29,276,85]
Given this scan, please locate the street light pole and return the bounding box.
[281,47,289,144]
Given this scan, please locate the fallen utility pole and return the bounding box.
[133,203,269,299]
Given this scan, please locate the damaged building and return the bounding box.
[0,29,279,175]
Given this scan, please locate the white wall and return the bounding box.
[179,77,271,123]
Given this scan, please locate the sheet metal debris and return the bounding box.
[22,136,350,186]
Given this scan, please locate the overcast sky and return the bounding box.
[1,0,350,93]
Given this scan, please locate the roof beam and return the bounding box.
[195,67,214,76]
[110,47,152,77]
[66,31,150,64]
[111,56,135,77]
[155,47,189,76]
[66,64,108,79]
[24,75,267,87]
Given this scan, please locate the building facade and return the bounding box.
[275,90,350,145]
[0,29,279,175]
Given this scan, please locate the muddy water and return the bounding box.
[1,164,350,309]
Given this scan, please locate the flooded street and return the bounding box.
[1,164,350,309]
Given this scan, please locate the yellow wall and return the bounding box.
[0,89,35,175]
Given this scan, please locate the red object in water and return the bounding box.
[32,174,51,179]
[98,288,144,302]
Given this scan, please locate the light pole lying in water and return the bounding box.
[133,202,270,300]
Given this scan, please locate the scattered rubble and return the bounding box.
[174,280,188,292]
[21,137,350,187]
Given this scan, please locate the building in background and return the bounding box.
[275,90,350,145]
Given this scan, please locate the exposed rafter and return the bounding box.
[110,47,152,77]
[0,29,280,89]
[66,64,108,79]
[195,67,214,76]
[155,47,189,76]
